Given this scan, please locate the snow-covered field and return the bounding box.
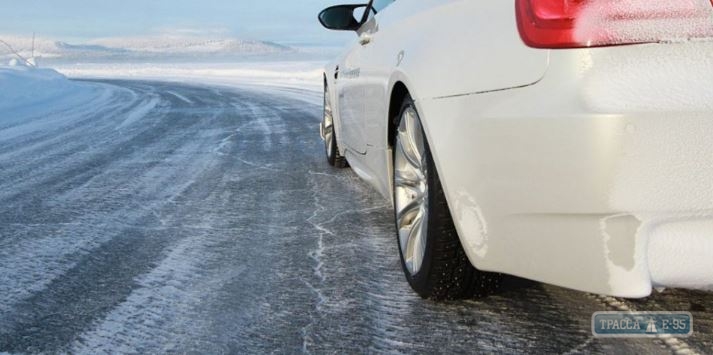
[53,61,325,92]
[0,34,294,61]
[1,33,336,93]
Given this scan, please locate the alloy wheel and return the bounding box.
[323,87,335,160]
[394,106,429,275]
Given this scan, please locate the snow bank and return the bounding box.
[1,60,326,120]
[0,65,101,117]
[54,61,325,92]
[0,66,70,112]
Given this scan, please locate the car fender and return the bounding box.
[376,0,549,100]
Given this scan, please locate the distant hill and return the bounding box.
[0,35,294,62]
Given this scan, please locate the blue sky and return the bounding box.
[0,0,354,45]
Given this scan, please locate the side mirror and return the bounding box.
[318,4,368,31]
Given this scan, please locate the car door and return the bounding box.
[336,0,396,156]
[356,0,397,152]
[336,50,367,155]
[336,17,370,155]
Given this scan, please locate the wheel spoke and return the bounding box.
[394,139,415,174]
[396,197,422,224]
[394,168,423,197]
[323,123,333,143]
[395,184,424,212]
[394,104,429,275]
[324,137,333,159]
[397,129,422,171]
[403,109,424,168]
[404,206,426,272]
[394,174,419,188]
[398,225,411,255]
[324,99,332,116]
[323,87,335,158]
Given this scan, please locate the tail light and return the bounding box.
[516,0,713,48]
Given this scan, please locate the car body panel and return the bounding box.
[371,0,548,100]
[326,0,549,198]
[336,44,368,154]
[420,40,713,297]
[322,0,713,297]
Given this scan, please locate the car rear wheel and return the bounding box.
[322,83,348,168]
[393,95,501,300]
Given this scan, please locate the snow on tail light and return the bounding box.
[516,0,713,49]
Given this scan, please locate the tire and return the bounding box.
[323,82,348,168]
[392,95,501,300]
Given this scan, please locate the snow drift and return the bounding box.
[0,64,105,118]
[53,61,325,92]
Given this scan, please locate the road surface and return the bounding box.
[0,80,711,354]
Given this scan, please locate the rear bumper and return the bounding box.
[648,220,713,290]
[417,41,713,297]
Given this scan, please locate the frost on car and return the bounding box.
[318,0,713,300]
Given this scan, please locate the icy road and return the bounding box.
[0,80,712,354]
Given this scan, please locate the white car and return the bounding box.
[318,0,713,299]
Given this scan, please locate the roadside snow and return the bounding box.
[0,60,324,125]
[2,33,331,102]
[0,65,102,117]
[53,61,325,92]
[1,33,332,101]
[0,66,69,111]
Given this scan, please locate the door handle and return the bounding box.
[359,32,372,46]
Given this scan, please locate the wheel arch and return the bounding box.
[383,75,432,204]
[384,76,477,271]
[323,71,346,157]
[387,81,411,148]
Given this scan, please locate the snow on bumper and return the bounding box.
[418,41,713,297]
